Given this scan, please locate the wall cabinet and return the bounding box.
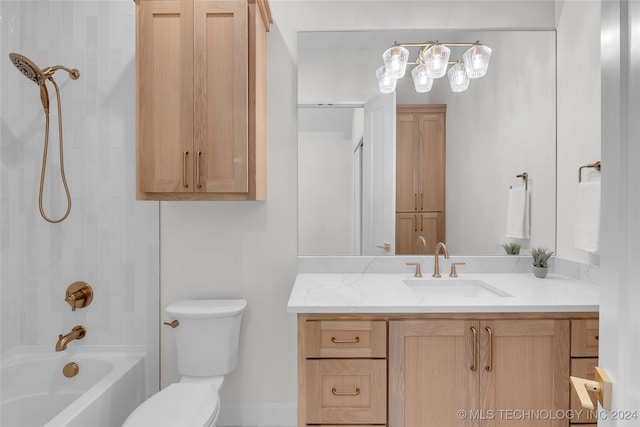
[396,105,446,254]
[395,212,444,256]
[298,313,598,427]
[135,0,271,201]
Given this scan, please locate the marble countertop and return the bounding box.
[287,272,600,313]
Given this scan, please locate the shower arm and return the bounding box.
[42,65,80,81]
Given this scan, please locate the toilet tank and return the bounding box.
[166,299,247,377]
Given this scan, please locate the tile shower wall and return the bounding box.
[0,0,159,395]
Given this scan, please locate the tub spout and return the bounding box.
[56,325,86,351]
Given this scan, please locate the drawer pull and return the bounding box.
[331,336,360,344]
[331,387,361,396]
[595,335,599,340]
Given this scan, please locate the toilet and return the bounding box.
[123,299,247,427]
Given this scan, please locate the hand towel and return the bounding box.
[506,187,530,239]
[574,181,601,254]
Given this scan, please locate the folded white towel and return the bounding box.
[506,186,531,239]
[574,181,601,254]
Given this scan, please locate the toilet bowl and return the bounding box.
[123,299,247,427]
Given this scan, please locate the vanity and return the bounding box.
[288,266,599,427]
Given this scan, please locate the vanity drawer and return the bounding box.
[304,320,387,358]
[305,359,387,425]
[570,358,599,423]
[571,319,599,357]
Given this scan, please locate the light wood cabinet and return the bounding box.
[389,319,570,427]
[299,319,387,426]
[298,313,597,427]
[395,212,444,255]
[569,319,599,425]
[135,0,271,201]
[396,105,446,254]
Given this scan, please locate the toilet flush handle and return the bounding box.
[163,320,179,328]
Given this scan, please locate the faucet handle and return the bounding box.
[449,262,466,278]
[65,282,93,312]
[406,262,423,278]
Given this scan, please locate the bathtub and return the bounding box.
[1,346,146,427]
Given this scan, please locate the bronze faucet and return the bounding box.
[56,325,86,351]
[432,242,450,278]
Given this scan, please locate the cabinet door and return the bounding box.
[418,112,445,211]
[389,320,480,427]
[137,0,194,193]
[395,212,443,255]
[480,320,570,427]
[194,0,248,193]
[396,112,419,211]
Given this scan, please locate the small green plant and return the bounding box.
[501,242,521,255]
[530,248,554,268]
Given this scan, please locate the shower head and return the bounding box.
[9,52,80,83]
[9,52,80,113]
[9,52,46,85]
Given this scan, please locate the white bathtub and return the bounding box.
[1,346,146,427]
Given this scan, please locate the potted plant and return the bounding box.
[530,247,554,278]
[501,242,521,255]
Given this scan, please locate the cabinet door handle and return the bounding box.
[420,214,423,232]
[470,326,478,371]
[331,336,360,344]
[485,326,493,371]
[182,151,189,188]
[196,151,202,189]
[331,387,360,396]
[414,194,417,210]
[420,193,424,210]
[414,215,417,232]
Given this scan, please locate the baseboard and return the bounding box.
[217,402,297,427]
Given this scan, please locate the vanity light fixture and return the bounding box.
[377,41,491,93]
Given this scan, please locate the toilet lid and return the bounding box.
[123,383,219,427]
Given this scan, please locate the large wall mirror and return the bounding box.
[298,30,557,256]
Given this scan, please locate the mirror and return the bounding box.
[298,30,556,256]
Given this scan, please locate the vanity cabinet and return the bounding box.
[135,0,271,201]
[395,105,446,254]
[569,319,599,425]
[299,319,387,426]
[298,313,598,427]
[389,319,570,427]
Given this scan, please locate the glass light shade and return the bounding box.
[463,44,492,78]
[424,44,451,78]
[411,64,433,93]
[383,45,409,78]
[376,65,397,93]
[447,62,470,92]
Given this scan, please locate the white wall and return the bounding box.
[599,0,640,422]
[556,1,601,263]
[0,0,159,396]
[298,130,354,255]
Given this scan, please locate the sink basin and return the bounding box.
[402,279,513,298]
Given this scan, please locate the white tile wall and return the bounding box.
[0,0,158,395]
